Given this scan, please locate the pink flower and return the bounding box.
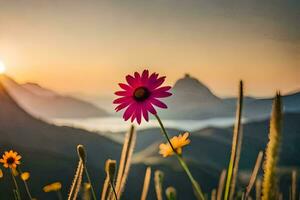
[113,70,172,124]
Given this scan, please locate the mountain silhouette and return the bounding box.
[0,75,109,119]
[0,75,121,199]
[160,74,233,119]
[160,74,300,120]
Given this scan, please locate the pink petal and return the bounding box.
[123,103,137,121]
[115,102,131,111]
[134,72,141,82]
[115,91,131,96]
[142,107,149,121]
[151,98,168,108]
[152,91,172,98]
[113,96,131,104]
[135,105,142,124]
[131,113,136,122]
[141,70,149,83]
[148,73,159,85]
[150,76,166,89]
[152,86,172,98]
[126,75,136,87]
[145,102,157,114]
[153,86,171,93]
[119,83,132,91]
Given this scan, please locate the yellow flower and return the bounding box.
[0,150,22,169]
[21,172,30,181]
[84,183,91,189]
[0,169,3,178]
[43,182,62,192]
[159,132,191,157]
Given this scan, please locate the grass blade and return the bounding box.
[217,170,227,200]
[224,81,244,200]
[256,178,262,200]
[211,189,217,200]
[154,170,164,200]
[245,151,264,199]
[114,125,136,199]
[291,170,297,200]
[140,167,152,200]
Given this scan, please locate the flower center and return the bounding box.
[6,157,15,164]
[134,87,150,102]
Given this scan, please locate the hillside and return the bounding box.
[0,78,121,199]
[130,113,300,198]
[0,74,299,199]
[0,75,109,119]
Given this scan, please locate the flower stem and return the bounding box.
[18,168,33,200]
[84,166,97,200]
[56,190,63,200]
[154,114,176,152]
[10,169,21,200]
[154,114,205,200]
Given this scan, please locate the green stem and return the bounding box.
[56,190,63,200]
[154,114,205,200]
[10,169,21,200]
[84,166,97,200]
[18,168,33,200]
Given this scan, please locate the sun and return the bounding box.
[0,61,6,74]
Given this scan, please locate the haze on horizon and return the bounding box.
[0,0,299,98]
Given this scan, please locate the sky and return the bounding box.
[0,0,299,97]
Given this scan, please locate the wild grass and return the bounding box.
[68,158,84,200]
[262,93,282,200]
[0,82,297,200]
[211,189,217,200]
[140,167,151,200]
[245,151,264,199]
[217,170,227,200]
[224,81,244,200]
[114,125,136,199]
[101,159,117,200]
[291,170,297,200]
[255,178,262,200]
[154,170,164,200]
[166,186,177,200]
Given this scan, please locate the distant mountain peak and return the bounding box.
[22,82,58,97]
[173,74,219,99]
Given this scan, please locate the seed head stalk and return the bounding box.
[10,168,21,200]
[154,114,205,200]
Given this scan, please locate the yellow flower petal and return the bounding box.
[43,182,62,192]
[159,132,191,157]
[51,182,62,191]
[21,172,30,181]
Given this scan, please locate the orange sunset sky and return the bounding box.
[0,0,299,97]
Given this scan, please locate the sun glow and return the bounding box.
[0,61,6,74]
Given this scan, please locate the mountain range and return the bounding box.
[159,74,300,120]
[3,74,300,122]
[0,74,299,199]
[0,75,109,119]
